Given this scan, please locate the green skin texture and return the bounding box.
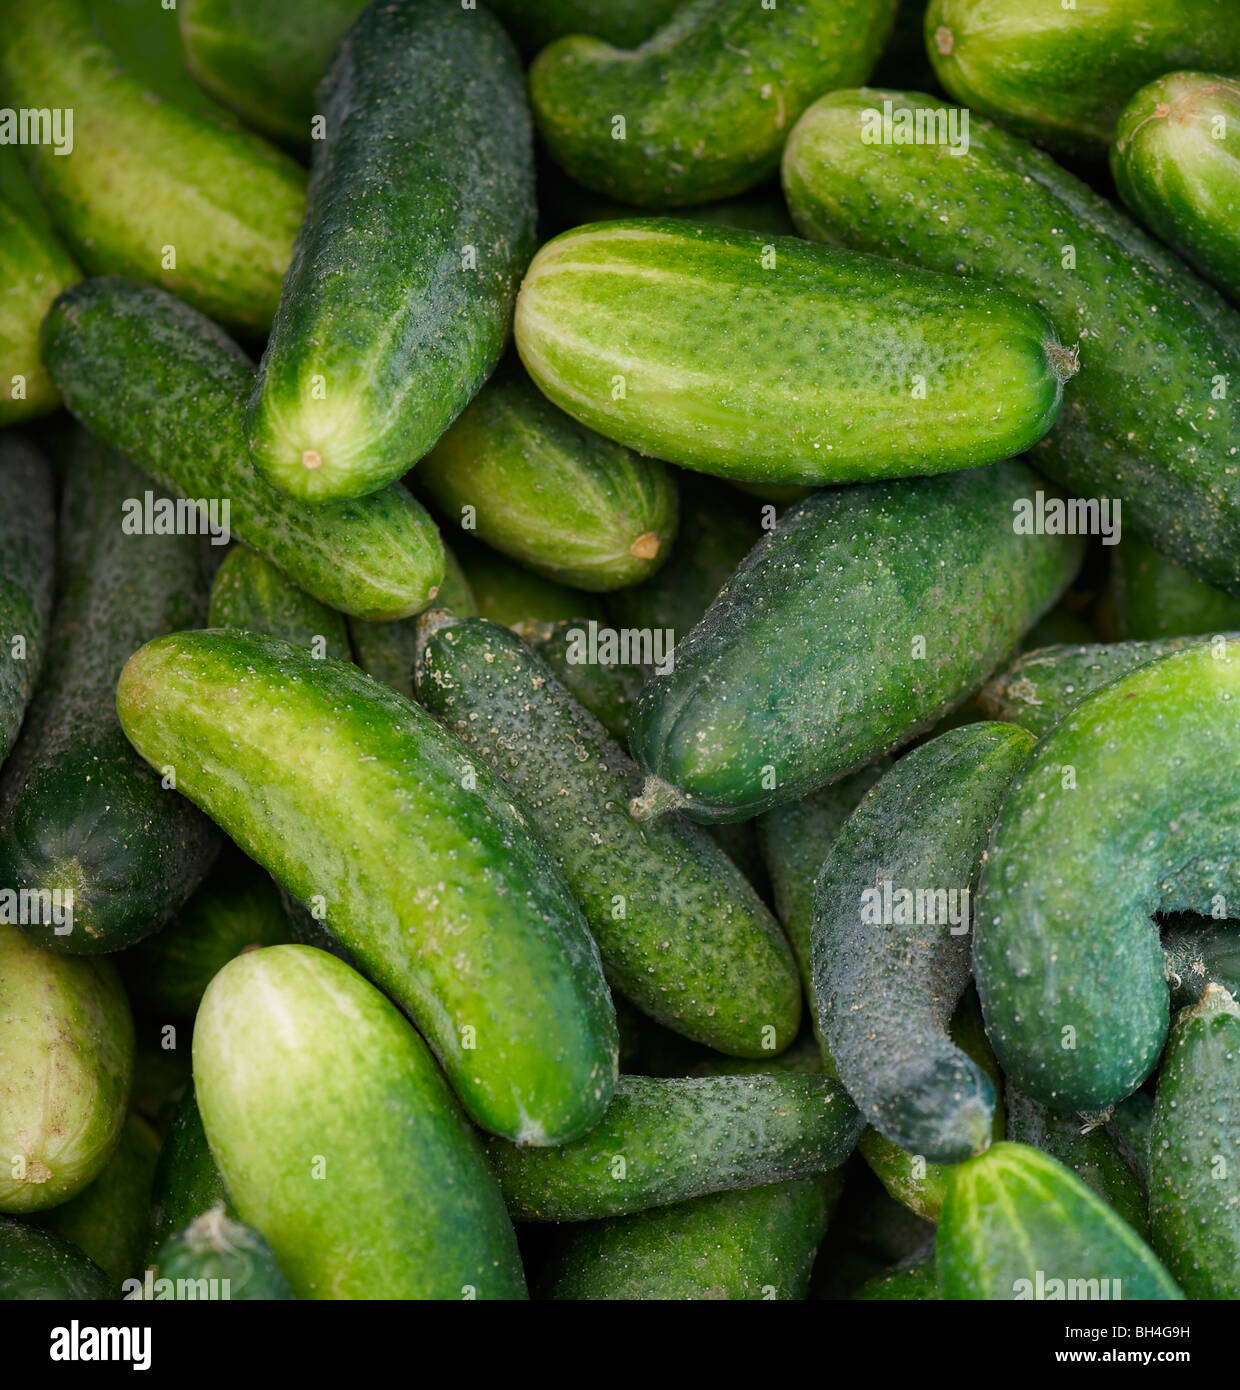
[514,619,644,744]
[529,0,897,207]
[0,925,134,1212]
[1113,73,1240,306]
[783,89,1240,597]
[543,174,797,240]
[0,0,306,336]
[1112,535,1240,641]
[416,363,679,591]
[629,461,1082,823]
[415,616,801,1056]
[88,0,216,113]
[194,945,528,1299]
[209,546,352,663]
[1112,1090,1155,1189]
[147,1088,233,1260]
[926,0,1240,156]
[40,278,444,621]
[0,433,221,955]
[852,1245,937,1300]
[936,1143,1182,1300]
[813,723,1034,1164]
[488,0,680,54]
[0,1217,112,1300]
[247,0,536,502]
[1150,984,1240,1298]
[515,220,1070,486]
[0,203,79,423]
[486,1073,861,1221]
[152,1208,293,1300]
[117,630,618,1145]
[455,535,608,629]
[974,643,1240,1110]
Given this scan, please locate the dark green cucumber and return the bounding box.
[486,1073,860,1221]
[529,0,896,207]
[195,945,527,1299]
[246,0,535,502]
[1112,536,1240,640]
[629,461,1081,823]
[147,1088,233,1259]
[415,615,800,1055]
[852,1245,937,1301]
[41,277,444,620]
[208,546,351,662]
[0,926,134,1212]
[118,630,617,1144]
[416,362,677,591]
[1149,984,1240,1298]
[1162,913,1240,1007]
[488,0,679,54]
[783,88,1240,596]
[0,1217,112,1300]
[1112,1090,1155,1190]
[513,619,643,744]
[0,0,305,336]
[974,642,1240,1110]
[455,535,608,629]
[0,203,79,423]
[147,1208,293,1300]
[516,220,1073,486]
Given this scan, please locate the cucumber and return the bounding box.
[543,172,796,240]
[415,362,678,591]
[0,926,134,1212]
[195,945,527,1299]
[0,202,79,424]
[1149,984,1240,1298]
[783,88,1240,597]
[415,614,800,1056]
[41,277,444,621]
[1162,912,1240,1005]
[528,0,897,207]
[455,536,609,629]
[1021,604,1094,651]
[87,0,214,113]
[485,1073,861,1221]
[117,630,617,1144]
[488,0,680,54]
[974,642,1240,1110]
[937,1143,1182,1300]
[1111,1090,1155,1190]
[853,1245,937,1301]
[926,0,1240,155]
[246,0,535,502]
[149,1207,293,1300]
[0,1217,113,1300]
[513,619,643,744]
[0,0,305,336]
[629,461,1081,823]
[147,1088,232,1259]
[1112,536,1240,641]
[208,546,351,662]
[0,430,221,953]
[516,220,1073,487]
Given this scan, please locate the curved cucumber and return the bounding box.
[1111,536,1240,641]
[150,1208,293,1300]
[513,619,643,744]
[0,1217,112,1300]
[41,277,444,620]
[118,630,617,1144]
[455,535,608,629]
[147,1088,232,1259]
[195,945,527,1299]
[0,203,79,423]
[208,546,351,662]
[516,220,1072,486]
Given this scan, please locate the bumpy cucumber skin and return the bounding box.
[0,926,134,1213]
[0,1217,112,1300]
[529,0,896,207]
[1150,985,1240,1298]
[489,0,680,53]
[151,1208,293,1300]
[629,461,1081,823]
[41,278,443,621]
[208,546,351,662]
[0,205,79,423]
[1112,536,1240,641]
[514,619,644,744]
[0,0,305,335]
[926,0,1240,155]
[975,643,1240,1111]
[415,616,800,1056]
[455,535,608,629]
[783,89,1240,597]
[487,1073,860,1221]
[195,945,527,1300]
[417,364,678,591]
[247,0,535,502]
[118,630,617,1145]
[147,1088,233,1260]
[516,220,1070,486]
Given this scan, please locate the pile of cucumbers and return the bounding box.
[1,0,1239,1304]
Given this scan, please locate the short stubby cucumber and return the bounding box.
[528,0,897,207]
[208,546,351,662]
[1111,536,1240,641]
[0,1218,113,1301]
[147,1088,233,1258]
[629,461,1081,823]
[414,615,801,1055]
[513,619,643,744]
[246,0,535,501]
[194,945,527,1299]
[0,203,79,423]
[149,1207,293,1301]
[974,642,1240,1110]
[117,630,617,1144]
[515,220,1073,486]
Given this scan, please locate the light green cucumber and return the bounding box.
[0,1217,113,1300]
[147,1207,292,1300]
[513,619,643,744]
[208,546,351,662]
[0,202,79,423]
[455,535,608,629]
[88,0,217,112]
[1111,536,1240,641]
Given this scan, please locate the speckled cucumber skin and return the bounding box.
[147,1088,233,1260]
[1149,984,1240,1298]
[514,619,643,744]
[208,546,351,662]
[516,220,1071,486]
[974,642,1240,1111]
[937,1143,1183,1300]
[41,278,444,621]
[151,1208,293,1300]
[926,0,1240,155]
[246,0,535,502]
[1113,73,1240,306]
[415,615,801,1055]
[529,0,897,207]
[1112,536,1240,640]
[0,0,306,335]
[0,925,134,1213]
[194,946,527,1299]
[0,1217,113,1300]
[0,205,79,423]
[783,88,1240,596]
[629,461,1081,823]
[814,723,1033,1164]
[117,630,617,1145]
